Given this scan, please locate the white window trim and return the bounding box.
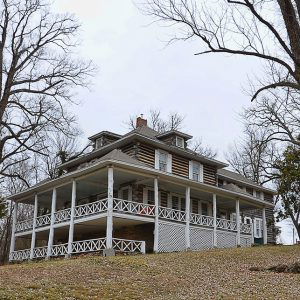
[254,217,263,238]
[175,136,184,148]
[118,186,132,201]
[189,160,204,182]
[170,192,185,211]
[244,216,252,224]
[155,149,172,173]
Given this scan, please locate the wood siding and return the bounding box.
[264,193,274,203]
[203,164,217,186]
[172,154,189,178]
[136,143,155,168]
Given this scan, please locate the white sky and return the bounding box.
[53,0,293,244]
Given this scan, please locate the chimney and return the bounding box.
[136,114,147,128]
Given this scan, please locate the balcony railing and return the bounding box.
[15,219,33,233]
[75,199,108,219]
[54,208,71,224]
[240,223,252,234]
[190,213,214,227]
[113,198,155,217]
[158,206,186,222]
[10,238,145,262]
[36,214,51,228]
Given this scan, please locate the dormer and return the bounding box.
[156,130,193,149]
[88,131,122,150]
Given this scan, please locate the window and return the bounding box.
[95,137,104,149]
[172,196,179,210]
[244,216,252,225]
[155,149,172,173]
[122,189,129,200]
[147,190,155,205]
[201,202,208,216]
[175,136,184,148]
[189,161,203,182]
[254,218,263,238]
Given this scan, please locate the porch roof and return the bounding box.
[8,153,274,209]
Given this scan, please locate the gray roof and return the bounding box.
[88,131,122,141]
[156,130,193,140]
[125,125,159,139]
[222,183,249,196]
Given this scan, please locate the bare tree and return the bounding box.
[0,0,95,183]
[188,137,217,159]
[142,0,300,101]
[226,126,278,184]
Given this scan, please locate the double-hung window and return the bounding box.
[155,149,172,173]
[175,136,184,148]
[254,218,263,238]
[189,161,203,182]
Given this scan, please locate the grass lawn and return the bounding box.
[0,245,299,299]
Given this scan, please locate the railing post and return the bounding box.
[213,194,217,248]
[153,177,159,253]
[251,221,255,245]
[236,198,241,247]
[47,188,57,259]
[9,201,18,261]
[262,207,267,245]
[67,180,76,257]
[141,241,146,254]
[30,194,38,260]
[185,186,191,250]
[106,167,114,249]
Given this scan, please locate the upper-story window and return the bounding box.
[175,136,184,148]
[95,137,104,149]
[189,161,203,182]
[155,149,172,173]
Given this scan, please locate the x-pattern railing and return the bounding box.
[51,243,68,256]
[190,213,214,227]
[15,219,33,232]
[158,206,186,222]
[54,208,71,224]
[240,223,252,234]
[75,199,108,219]
[9,249,30,261]
[113,238,145,253]
[36,214,51,228]
[33,246,48,259]
[217,218,237,231]
[113,198,155,217]
[71,238,106,254]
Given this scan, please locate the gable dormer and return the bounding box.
[156,130,193,149]
[88,131,122,150]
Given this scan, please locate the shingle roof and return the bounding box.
[125,125,159,139]
[222,183,249,195]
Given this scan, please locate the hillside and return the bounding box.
[0,246,299,299]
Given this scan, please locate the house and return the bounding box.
[8,116,276,261]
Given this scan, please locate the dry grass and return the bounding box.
[0,245,299,299]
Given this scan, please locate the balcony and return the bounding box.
[15,198,252,235]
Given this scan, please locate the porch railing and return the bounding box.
[190,213,214,227]
[54,208,71,224]
[216,218,237,231]
[9,249,30,261]
[71,238,106,254]
[158,206,186,222]
[51,243,68,256]
[33,246,48,259]
[74,199,108,219]
[36,214,51,228]
[15,219,33,233]
[113,198,155,217]
[240,223,252,234]
[113,238,146,254]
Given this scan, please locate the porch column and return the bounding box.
[9,201,18,258]
[47,188,57,259]
[67,180,77,256]
[106,167,114,249]
[185,186,191,250]
[236,199,240,247]
[213,194,217,247]
[262,207,267,244]
[153,177,159,253]
[30,194,38,260]
[251,221,255,245]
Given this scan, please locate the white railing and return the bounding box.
[113,238,145,254]
[113,198,155,217]
[54,208,71,224]
[158,207,186,222]
[75,199,108,219]
[15,219,33,233]
[9,249,30,261]
[71,238,106,254]
[33,246,48,259]
[51,243,68,256]
[190,213,214,227]
[36,214,51,228]
[216,218,237,231]
[240,223,252,234]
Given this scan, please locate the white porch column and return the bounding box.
[185,186,191,250]
[30,194,38,260]
[9,201,18,258]
[236,199,240,247]
[67,180,77,256]
[47,188,57,258]
[153,177,159,253]
[106,167,114,249]
[251,221,255,245]
[262,207,267,245]
[213,194,217,248]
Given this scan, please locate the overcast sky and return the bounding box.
[53,0,293,244]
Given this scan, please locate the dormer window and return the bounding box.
[175,136,185,148]
[95,137,104,149]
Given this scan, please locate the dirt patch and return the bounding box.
[250,262,300,274]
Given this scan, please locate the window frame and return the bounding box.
[175,136,185,148]
[155,149,172,173]
[189,160,204,182]
[254,217,263,238]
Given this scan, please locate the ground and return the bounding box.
[0,246,299,300]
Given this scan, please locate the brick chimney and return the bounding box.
[136,114,147,128]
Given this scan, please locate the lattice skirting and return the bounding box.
[158,221,186,252]
[240,235,251,248]
[190,226,214,250]
[217,231,237,248]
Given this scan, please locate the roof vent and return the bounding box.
[136,115,147,128]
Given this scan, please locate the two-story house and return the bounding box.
[8,116,276,261]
